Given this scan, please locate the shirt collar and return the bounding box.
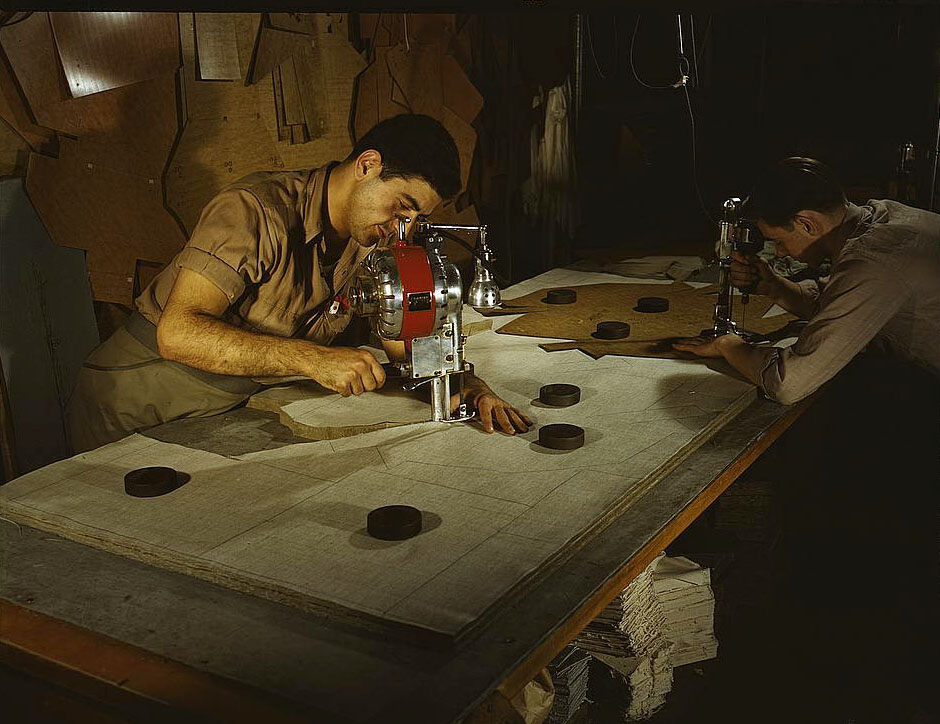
[828,202,872,262]
[302,161,340,246]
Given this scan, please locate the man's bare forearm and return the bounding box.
[157,311,318,378]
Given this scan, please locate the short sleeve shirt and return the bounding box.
[136,165,375,344]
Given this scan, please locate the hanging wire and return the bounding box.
[585,14,617,80]
[629,15,675,90]
[402,13,410,52]
[682,77,715,224]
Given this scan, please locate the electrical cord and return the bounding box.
[433,229,510,288]
[629,15,675,90]
[682,80,715,225]
[586,14,616,80]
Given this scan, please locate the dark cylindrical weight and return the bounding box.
[539,384,581,407]
[367,505,423,540]
[124,466,182,498]
[591,321,631,339]
[544,288,577,304]
[635,296,669,313]
[538,424,585,450]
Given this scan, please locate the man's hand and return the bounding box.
[473,392,532,435]
[460,376,532,435]
[672,334,739,359]
[731,251,782,297]
[305,346,386,396]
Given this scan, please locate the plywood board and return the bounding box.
[359,14,454,48]
[491,282,795,360]
[354,44,480,193]
[0,117,28,176]
[292,41,328,141]
[0,12,69,114]
[167,12,285,234]
[248,382,430,440]
[22,71,184,304]
[26,138,187,304]
[248,25,310,86]
[49,12,180,98]
[194,13,241,81]
[30,74,181,177]
[0,44,56,153]
[0,269,759,639]
[257,18,364,171]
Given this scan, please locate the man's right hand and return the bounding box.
[305,345,386,397]
[730,251,782,297]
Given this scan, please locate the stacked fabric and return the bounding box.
[652,555,719,667]
[546,645,591,724]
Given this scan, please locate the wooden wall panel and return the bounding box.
[354,42,482,195]
[0,117,28,176]
[26,138,186,304]
[194,13,241,81]
[49,12,179,98]
[0,12,69,114]
[30,75,180,177]
[166,13,284,233]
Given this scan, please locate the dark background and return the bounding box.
[471,6,940,281]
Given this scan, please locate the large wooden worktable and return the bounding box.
[0,268,811,723]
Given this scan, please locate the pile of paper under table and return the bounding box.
[652,555,719,667]
[575,553,675,719]
[546,645,591,724]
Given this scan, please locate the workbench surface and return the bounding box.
[0,268,807,723]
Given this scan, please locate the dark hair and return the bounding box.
[744,157,847,227]
[348,114,461,201]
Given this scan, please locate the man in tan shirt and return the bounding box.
[67,114,530,452]
[674,156,940,402]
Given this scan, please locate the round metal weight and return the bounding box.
[124,467,182,498]
[538,424,585,450]
[591,321,631,340]
[539,384,581,407]
[367,505,423,541]
[635,296,669,313]
[543,288,577,304]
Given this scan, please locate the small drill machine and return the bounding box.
[702,197,764,340]
[348,216,500,423]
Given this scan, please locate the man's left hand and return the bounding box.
[672,334,737,358]
[473,392,532,435]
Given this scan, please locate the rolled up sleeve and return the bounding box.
[177,189,275,303]
[755,259,907,404]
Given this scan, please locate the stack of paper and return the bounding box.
[576,554,674,720]
[575,553,667,658]
[652,555,719,667]
[546,645,591,724]
[589,646,674,720]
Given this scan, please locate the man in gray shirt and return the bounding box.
[674,156,940,404]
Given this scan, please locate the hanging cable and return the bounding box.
[682,79,715,224]
[586,14,616,80]
[629,15,675,90]
[402,13,410,51]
